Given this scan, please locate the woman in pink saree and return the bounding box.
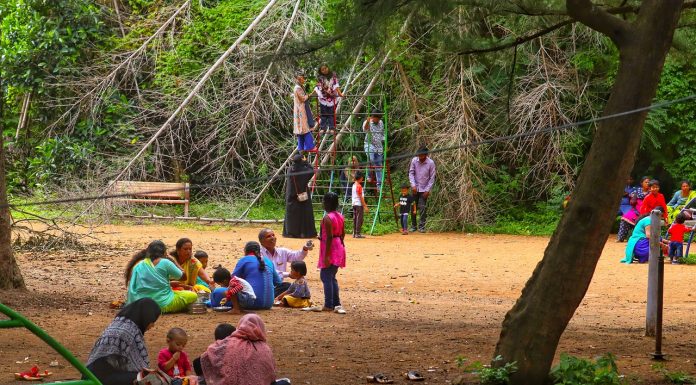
[201,314,288,385]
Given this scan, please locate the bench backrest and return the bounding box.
[109,181,188,200]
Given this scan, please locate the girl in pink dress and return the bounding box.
[318,191,347,314]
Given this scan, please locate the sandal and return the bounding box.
[367,373,393,383]
[15,366,51,381]
[405,370,424,381]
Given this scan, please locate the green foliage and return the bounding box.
[153,0,266,91]
[681,252,696,265]
[0,0,103,90]
[549,353,624,385]
[652,363,696,384]
[457,355,518,385]
[26,137,95,187]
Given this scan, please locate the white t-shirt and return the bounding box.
[236,277,256,300]
[351,182,363,206]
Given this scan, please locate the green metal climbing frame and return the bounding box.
[307,93,398,235]
[0,302,102,385]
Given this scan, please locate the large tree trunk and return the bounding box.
[493,1,683,383]
[0,67,26,290]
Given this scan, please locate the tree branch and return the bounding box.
[566,0,631,47]
[458,19,574,55]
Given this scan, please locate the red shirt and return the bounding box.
[157,348,192,377]
[639,192,668,220]
[668,223,691,242]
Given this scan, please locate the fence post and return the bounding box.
[645,210,662,340]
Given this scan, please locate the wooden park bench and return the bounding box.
[109,180,190,217]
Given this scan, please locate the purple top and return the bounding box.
[409,156,436,192]
[261,246,307,279]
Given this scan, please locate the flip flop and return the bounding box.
[405,370,424,381]
[367,373,394,383]
[14,366,49,381]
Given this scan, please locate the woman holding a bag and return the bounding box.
[85,298,161,385]
[283,154,317,238]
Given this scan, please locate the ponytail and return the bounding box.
[125,249,147,285]
[125,240,167,285]
[244,241,265,272]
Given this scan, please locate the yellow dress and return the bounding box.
[179,257,211,293]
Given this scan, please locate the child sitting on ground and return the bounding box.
[158,328,197,385]
[193,251,211,292]
[274,261,311,308]
[209,267,256,315]
[667,213,693,264]
[394,183,416,235]
[193,323,236,379]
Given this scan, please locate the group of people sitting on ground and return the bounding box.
[86,298,290,385]
[94,195,351,384]
[618,177,695,264]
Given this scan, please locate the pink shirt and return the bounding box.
[318,211,346,269]
[157,348,192,377]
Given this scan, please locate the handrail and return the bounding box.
[0,302,102,385]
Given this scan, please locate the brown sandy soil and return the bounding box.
[1,223,695,384]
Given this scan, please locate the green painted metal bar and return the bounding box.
[370,94,387,235]
[0,303,102,385]
[0,319,24,328]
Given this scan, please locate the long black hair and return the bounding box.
[323,191,339,212]
[125,240,167,284]
[117,298,161,334]
[244,241,265,272]
[169,237,192,259]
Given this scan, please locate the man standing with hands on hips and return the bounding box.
[408,146,436,233]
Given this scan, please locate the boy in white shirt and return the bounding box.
[351,171,369,238]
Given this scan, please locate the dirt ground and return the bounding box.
[1,223,696,384]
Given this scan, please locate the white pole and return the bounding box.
[645,209,662,336]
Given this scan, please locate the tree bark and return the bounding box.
[493,1,683,384]
[0,68,27,290]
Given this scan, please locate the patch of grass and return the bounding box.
[550,353,624,385]
[456,355,517,385]
[652,363,696,384]
[681,252,696,265]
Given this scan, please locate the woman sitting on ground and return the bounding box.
[201,314,289,385]
[233,241,282,310]
[620,206,664,264]
[667,180,696,222]
[170,237,214,293]
[85,298,160,385]
[125,240,197,313]
[617,176,651,242]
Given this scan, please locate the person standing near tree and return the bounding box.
[408,146,436,233]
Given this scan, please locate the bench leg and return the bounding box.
[184,202,189,217]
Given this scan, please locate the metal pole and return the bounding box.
[646,210,661,337]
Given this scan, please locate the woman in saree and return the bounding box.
[85,298,160,385]
[170,237,214,293]
[667,180,696,222]
[617,176,651,242]
[125,240,197,313]
[620,206,664,264]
